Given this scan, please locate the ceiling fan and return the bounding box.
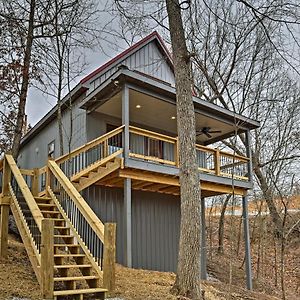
[196,127,222,138]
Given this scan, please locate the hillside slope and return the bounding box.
[0,234,283,300]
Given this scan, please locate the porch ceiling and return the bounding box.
[95,89,237,144]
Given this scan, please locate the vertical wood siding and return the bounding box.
[88,41,175,95]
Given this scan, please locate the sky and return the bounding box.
[26,45,121,126]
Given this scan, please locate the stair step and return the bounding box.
[54,244,80,248]
[54,254,85,258]
[34,197,51,203]
[41,210,60,215]
[53,288,107,296]
[54,275,99,282]
[54,226,69,230]
[38,203,57,208]
[54,264,92,269]
[54,235,74,238]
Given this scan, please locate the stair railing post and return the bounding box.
[0,155,11,259]
[214,149,221,176]
[32,168,39,197]
[45,158,53,196]
[103,222,116,295]
[41,218,54,299]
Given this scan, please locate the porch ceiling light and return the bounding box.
[171,116,176,120]
[136,104,141,108]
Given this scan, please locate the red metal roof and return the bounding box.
[80,31,173,84]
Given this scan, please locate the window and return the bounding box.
[48,141,55,158]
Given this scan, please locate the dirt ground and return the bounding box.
[0,235,284,300]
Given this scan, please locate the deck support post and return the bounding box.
[0,156,11,259]
[124,178,132,267]
[122,84,130,159]
[103,223,116,294]
[200,196,207,280]
[41,218,54,299]
[242,193,253,290]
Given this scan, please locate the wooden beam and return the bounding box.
[103,223,116,294]
[214,150,220,176]
[129,153,176,166]
[119,169,180,186]
[0,204,9,258]
[41,219,54,299]
[20,168,34,176]
[200,182,245,196]
[97,172,119,185]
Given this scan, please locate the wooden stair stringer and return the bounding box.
[75,158,122,192]
[48,188,103,280]
[70,149,123,183]
[9,184,41,285]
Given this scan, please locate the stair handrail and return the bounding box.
[47,159,105,242]
[55,125,125,166]
[5,154,44,231]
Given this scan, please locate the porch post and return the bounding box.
[124,178,132,267]
[242,193,253,290]
[122,84,130,159]
[200,196,207,280]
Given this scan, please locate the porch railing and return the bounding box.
[129,126,249,181]
[51,124,249,182]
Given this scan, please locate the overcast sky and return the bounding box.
[26,44,124,126]
[24,0,154,127]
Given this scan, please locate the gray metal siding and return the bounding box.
[86,112,121,142]
[18,95,87,169]
[132,191,180,272]
[83,185,180,272]
[88,41,175,94]
[83,186,125,265]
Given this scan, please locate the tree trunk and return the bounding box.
[11,0,36,159]
[166,1,202,299]
[217,194,231,254]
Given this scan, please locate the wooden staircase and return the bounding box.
[36,194,106,299]
[0,154,116,299]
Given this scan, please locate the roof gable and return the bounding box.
[81,31,175,92]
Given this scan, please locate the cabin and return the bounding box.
[0,31,259,298]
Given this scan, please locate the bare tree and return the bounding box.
[0,0,103,159]
[165,1,202,298]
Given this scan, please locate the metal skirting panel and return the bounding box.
[83,185,180,272]
[82,185,125,265]
[132,190,180,272]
